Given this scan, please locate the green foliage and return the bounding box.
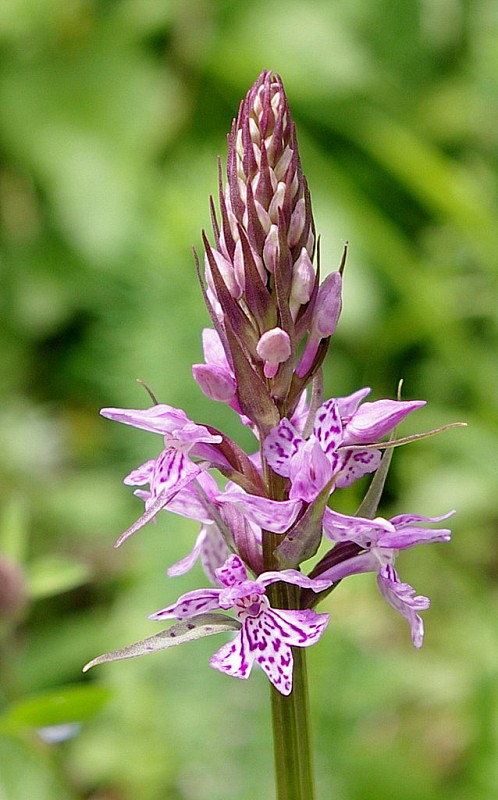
[1,1,497,798]
[1,684,111,730]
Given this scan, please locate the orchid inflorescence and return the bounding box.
[84,71,457,696]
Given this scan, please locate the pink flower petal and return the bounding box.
[377,564,430,648]
[335,448,381,488]
[218,489,301,534]
[343,399,426,445]
[210,626,256,682]
[288,439,335,502]
[312,399,343,455]
[149,588,221,620]
[215,554,248,587]
[263,419,302,477]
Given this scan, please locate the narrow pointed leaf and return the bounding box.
[82,614,241,672]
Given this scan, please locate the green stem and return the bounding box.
[262,444,316,799]
[266,573,316,800]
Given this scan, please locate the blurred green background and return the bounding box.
[0,1,497,798]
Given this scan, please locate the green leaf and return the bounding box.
[82,613,242,672]
[2,684,111,728]
[26,555,91,600]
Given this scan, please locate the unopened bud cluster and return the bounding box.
[198,71,341,429]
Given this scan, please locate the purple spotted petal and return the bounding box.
[148,448,202,509]
[389,511,456,528]
[126,459,216,523]
[258,569,331,593]
[243,607,329,695]
[342,399,426,445]
[218,580,265,608]
[210,601,329,695]
[242,612,295,695]
[377,564,430,648]
[210,625,256,683]
[217,489,302,534]
[149,588,221,620]
[322,508,394,545]
[335,448,381,488]
[268,607,330,648]
[263,419,303,477]
[123,459,155,486]
[215,554,248,587]
[312,399,343,454]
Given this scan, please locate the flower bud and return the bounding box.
[296,271,342,378]
[311,271,342,338]
[192,364,237,402]
[288,197,306,248]
[200,71,320,424]
[290,248,315,318]
[256,327,292,378]
[204,70,315,337]
[263,224,279,273]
